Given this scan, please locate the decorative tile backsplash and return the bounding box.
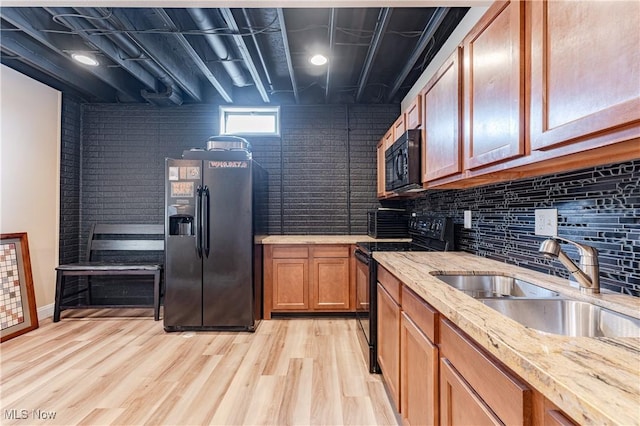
[406,160,640,296]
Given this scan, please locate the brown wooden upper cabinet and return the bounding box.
[393,115,406,141]
[463,0,525,170]
[422,47,463,182]
[383,128,394,150]
[376,138,387,198]
[377,128,394,199]
[405,95,423,130]
[529,0,640,151]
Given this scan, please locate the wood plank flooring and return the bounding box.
[1,310,399,425]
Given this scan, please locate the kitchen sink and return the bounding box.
[480,298,640,338]
[433,274,561,299]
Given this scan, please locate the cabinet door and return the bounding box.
[401,312,439,426]
[377,139,385,198]
[529,1,640,150]
[383,128,395,150]
[393,115,406,140]
[311,257,350,310]
[355,256,369,311]
[423,48,463,182]
[440,358,502,426]
[406,96,422,130]
[440,318,531,425]
[271,258,309,310]
[377,282,401,410]
[463,0,525,169]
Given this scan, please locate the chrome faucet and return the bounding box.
[539,237,600,294]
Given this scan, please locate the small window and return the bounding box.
[219,106,280,136]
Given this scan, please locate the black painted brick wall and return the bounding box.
[59,94,83,264]
[349,105,403,234]
[72,103,398,302]
[61,100,638,298]
[405,160,640,296]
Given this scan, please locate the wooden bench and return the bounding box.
[54,224,164,322]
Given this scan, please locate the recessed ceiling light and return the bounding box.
[309,54,328,66]
[71,53,99,66]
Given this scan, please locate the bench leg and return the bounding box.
[53,270,64,322]
[153,270,161,321]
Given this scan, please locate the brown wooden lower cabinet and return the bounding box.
[440,318,532,425]
[375,265,580,425]
[271,258,309,311]
[263,244,353,319]
[440,357,502,425]
[377,281,401,410]
[311,246,351,310]
[401,312,439,426]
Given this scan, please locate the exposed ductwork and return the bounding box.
[74,7,185,105]
[187,8,249,88]
[0,6,468,105]
[142,85,183,106]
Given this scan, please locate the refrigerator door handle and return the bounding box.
[203,185,210,257]
[195,185,203,258]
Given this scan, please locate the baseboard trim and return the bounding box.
[37,303,54,320]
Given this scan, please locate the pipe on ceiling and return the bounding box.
[355,8,392,103]
[242,8,273,92]
[187,8,249,88]
[73,7,184,105]
[387,7,450,102]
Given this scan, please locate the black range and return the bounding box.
[354,215,454,373]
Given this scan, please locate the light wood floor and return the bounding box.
[1,310,399,426]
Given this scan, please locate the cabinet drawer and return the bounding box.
[312,245,350,258]
[440,357,502,425]
[377,266,401,304]
[272,246,309,259]
[440,318,531,425]
[402,285,438,344]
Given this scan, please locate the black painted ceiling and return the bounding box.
[0,7,468,105]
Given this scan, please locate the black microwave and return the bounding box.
[385,129,423,193]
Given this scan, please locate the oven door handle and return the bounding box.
[354,249,370,265]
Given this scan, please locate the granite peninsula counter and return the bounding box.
[374,251,640,425]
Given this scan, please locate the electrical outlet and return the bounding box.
[535,209,557,236]
[464,210,472,229]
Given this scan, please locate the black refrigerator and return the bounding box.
[163,152,266,332]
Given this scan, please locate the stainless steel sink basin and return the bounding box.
[480,298,640,338]
[433,274,561,298]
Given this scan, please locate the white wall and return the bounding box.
[0,64,61,311]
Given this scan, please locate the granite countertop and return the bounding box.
[373,251,640,425]
[257,235,410,244]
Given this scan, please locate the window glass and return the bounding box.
[219,106,280,136]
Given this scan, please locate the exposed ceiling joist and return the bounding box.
[355,7,391,103]
[387,7,449,102]
[324,8,336,103]
[276,8,299,104]
[109,8,202,102]
[44,7,159,93]
[0,6,469,105]
[186,8,248,89]
[72,7,187,104]
[0,24,116,101]
[153,8,233,103]
[219,8,270,103]
[242,8,274,93]
[1,8,142,101]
